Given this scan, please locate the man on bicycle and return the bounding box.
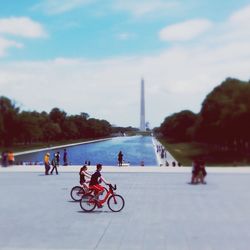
[89,163,110,207]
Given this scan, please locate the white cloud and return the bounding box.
[1,4,250,127]
[229,4,250,24]
[113,0,179,17]
[0,17,47,38]
[159,19,213,41]
[33,0,95,14]
[0,37,23,57]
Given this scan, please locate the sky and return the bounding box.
[0,0,250,128]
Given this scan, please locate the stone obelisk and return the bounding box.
[140,78,146,131]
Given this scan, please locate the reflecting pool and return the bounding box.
[15,136,157,166]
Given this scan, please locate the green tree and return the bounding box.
[160,110,198,142]
[0,96,19,146]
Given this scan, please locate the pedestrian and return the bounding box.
[118,151,123,166]
[1,151,8,167]
[8,151,15,165]
[50,153,58,175]
[44,152,51,175]
[56,151,60,166]
[63,148,68,166]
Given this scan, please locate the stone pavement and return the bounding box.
[1,170,250,250]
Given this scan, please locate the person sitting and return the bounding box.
[191,159,207,184]
[79,165,91,191]
[89,163,110,208]
[198,160,207,184]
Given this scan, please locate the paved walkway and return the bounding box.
[152,137,178,166]
[1,165,250,173]
[1,171,250,250]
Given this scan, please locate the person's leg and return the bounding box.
[50,166,54,174]
[45,164,49,175]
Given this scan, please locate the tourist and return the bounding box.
[199,160,207,184]
[1,151,8,167]
[56,151,60,166]
[89,164,110,208]
[50,153,58,175]
[63,148,68,166]
[190,159,207,184]
[8,151,15,165]
[44,152,51,175]
[79,165,91,188]
[118,151,123,166]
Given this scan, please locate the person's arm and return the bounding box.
[84,171,92,179]
[100,176,110,185]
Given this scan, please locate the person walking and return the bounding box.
[8,151,15,165]
[55,151,60,166]
[50,153,58,175]
[44,152,51,175]
[118,151,123,166]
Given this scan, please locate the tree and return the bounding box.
[0,96,19,146]
[160,110,197,142]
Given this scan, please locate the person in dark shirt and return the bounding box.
[118,151,123,166]
[63,149,68,166]
[50,153,58,175]
[89,164,110,207]
[55,151,60,166]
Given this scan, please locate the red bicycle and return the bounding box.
[80,184,125,212]
[70,184,108,202]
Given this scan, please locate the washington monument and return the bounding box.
[140,78,146,131]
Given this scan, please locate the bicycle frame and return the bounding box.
[98,187,114,205]
[87,184,117,206]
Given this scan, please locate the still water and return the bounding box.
[15,136,157,166]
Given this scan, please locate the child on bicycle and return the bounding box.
[89,163,110,207]
[79,165,91,190]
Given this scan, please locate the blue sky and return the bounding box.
[1,0,250,127]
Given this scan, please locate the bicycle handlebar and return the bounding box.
[108,184,117,190]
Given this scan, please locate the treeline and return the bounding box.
[158,78,250,152]
[0,96,112,146]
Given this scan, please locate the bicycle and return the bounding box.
[70,184,108,201]
[80,184,125,212]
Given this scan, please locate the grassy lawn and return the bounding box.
[159,139,250,166]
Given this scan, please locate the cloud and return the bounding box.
[33,0,96,14]
[159,19,213,41]
[0,17,47,38]
[1,4,250,127]
[113,0,179,17]
[0,37,23,56]
[229,4,250,24]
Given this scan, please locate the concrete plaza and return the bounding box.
[0,169,250,250]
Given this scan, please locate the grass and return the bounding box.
[159,138,250,166]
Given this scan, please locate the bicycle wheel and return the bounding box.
[70,186,84,201]
[80,194,96,212]
[107,194,125,212]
